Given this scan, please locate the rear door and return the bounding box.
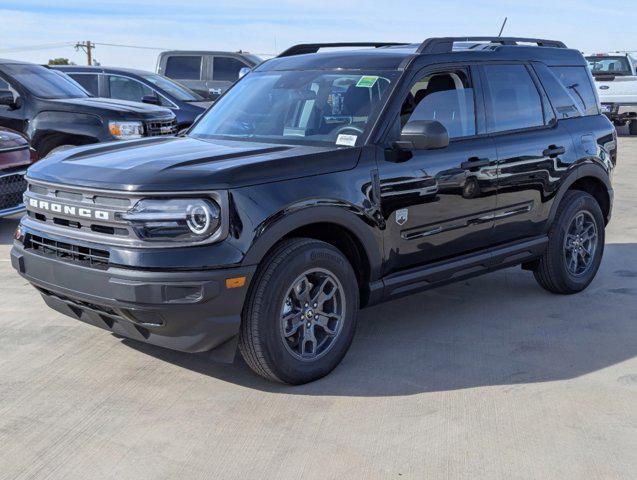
[480,63,577,243]
[206,55,249,100]
[162,54,206,98]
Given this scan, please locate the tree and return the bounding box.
[48,58,74,65]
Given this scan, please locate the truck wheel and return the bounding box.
[533,191,605,294]
[629,120,637,136]
[239,238,359,384]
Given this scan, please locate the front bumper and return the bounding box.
[11,241,256,356]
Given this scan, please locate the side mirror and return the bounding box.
[141,95,161,106]
[398,120,449,150]
[0,90,16,109]
[238,67,252,79]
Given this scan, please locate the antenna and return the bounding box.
[498,17,508,37]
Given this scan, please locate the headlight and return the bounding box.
[109,121,144,140]
[118,198,221,243]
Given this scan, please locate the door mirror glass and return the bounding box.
[0,90,16,108]
[141,95,161,106]
[400,120,449,150]
[238,67,252,79]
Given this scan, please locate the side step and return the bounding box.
[371,236,548,304]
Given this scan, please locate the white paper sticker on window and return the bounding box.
[336,134,357,147]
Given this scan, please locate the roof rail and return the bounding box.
[278,42,409,58]
[417,37,567,54]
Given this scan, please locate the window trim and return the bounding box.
[164,55,203,81]
[479,62,552,137]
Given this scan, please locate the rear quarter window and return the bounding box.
[550,66,599,116]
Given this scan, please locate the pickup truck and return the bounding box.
[586,53,637,134]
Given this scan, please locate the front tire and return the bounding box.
[629,120,637,136]
[239,238,359,384]
[533,190,605,294]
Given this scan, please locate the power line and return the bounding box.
[0,42,75,53]
[75,41,96,65]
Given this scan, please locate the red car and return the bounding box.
[0,128,36,218]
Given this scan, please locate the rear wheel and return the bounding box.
[533,190,605,294]
[629,120,637,136]
[239,238,359,384]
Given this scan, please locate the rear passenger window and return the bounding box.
[69,74,99,96]
[165,56,202,80]
[484,65,545,133]
[213,57,246,82]
[550,67,599,116]
[401,70,476,139]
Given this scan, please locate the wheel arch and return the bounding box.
[548,164,613,227]
[242,205,383,307]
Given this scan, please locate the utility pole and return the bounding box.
[74,41,95,65]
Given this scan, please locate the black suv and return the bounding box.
[0,60,178,157]
[11,38,616,384]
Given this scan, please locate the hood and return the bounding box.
[187,101,214,110]
[47,97,175,119]
[26,136,360,191]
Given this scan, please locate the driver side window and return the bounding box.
[400,69,477,139]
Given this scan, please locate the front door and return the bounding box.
[206,56,248,100]
[378,66,498,275]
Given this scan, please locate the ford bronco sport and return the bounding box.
[11,38,616,384]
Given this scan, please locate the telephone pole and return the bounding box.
[74,41,95,65]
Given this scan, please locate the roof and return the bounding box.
[257,41,586,73]
[53,65,155,76]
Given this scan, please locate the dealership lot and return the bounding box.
[0,137,635,479]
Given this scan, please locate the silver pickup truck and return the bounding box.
[586,53,637,135]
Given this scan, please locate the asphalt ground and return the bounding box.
[0,135,635,479]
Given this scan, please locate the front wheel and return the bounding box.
[239,238,359,384]
[629,120,637,136]
[533,190,605,294]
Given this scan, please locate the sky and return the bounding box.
[0,0,635,71]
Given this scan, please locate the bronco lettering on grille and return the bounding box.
[28,198,110,221]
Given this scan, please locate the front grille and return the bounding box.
[145,118,178,137]
[26,234,110,269]
[0,172,27,211]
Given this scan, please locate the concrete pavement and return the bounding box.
[0,137,636,479]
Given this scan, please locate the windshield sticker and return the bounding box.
[356,76,379,88]
[336,134,358,147]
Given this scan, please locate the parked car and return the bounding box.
[12,38,616,384]
[0,127,36,218]
[52,66,212,131]
[585,53,637,134]
[157,50,261,100]
[0,60,178,157]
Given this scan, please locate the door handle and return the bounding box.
[543,145,566,158]
[461,157,491,170]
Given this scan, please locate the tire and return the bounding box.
[533,190,605,294]
[629,120,637,136]
[239,238,359,384]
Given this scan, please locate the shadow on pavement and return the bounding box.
[0,216,20,246]
[121,242,637,397]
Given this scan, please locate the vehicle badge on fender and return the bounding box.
[395,208,408,226]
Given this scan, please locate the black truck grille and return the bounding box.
[0,172,27,211]
[26,234,110,269]
[145,119,178,137]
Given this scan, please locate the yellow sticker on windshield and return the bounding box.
[356,76,379,88]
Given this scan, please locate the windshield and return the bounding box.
[586,56,633,76]
[189,70,398,146]
[142,73,203,101]
[3,64,89,99]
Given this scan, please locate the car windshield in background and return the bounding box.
[189,70,398,146]
[3,64,89,99]
[586,56,632,76]
[142,73,203,101]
